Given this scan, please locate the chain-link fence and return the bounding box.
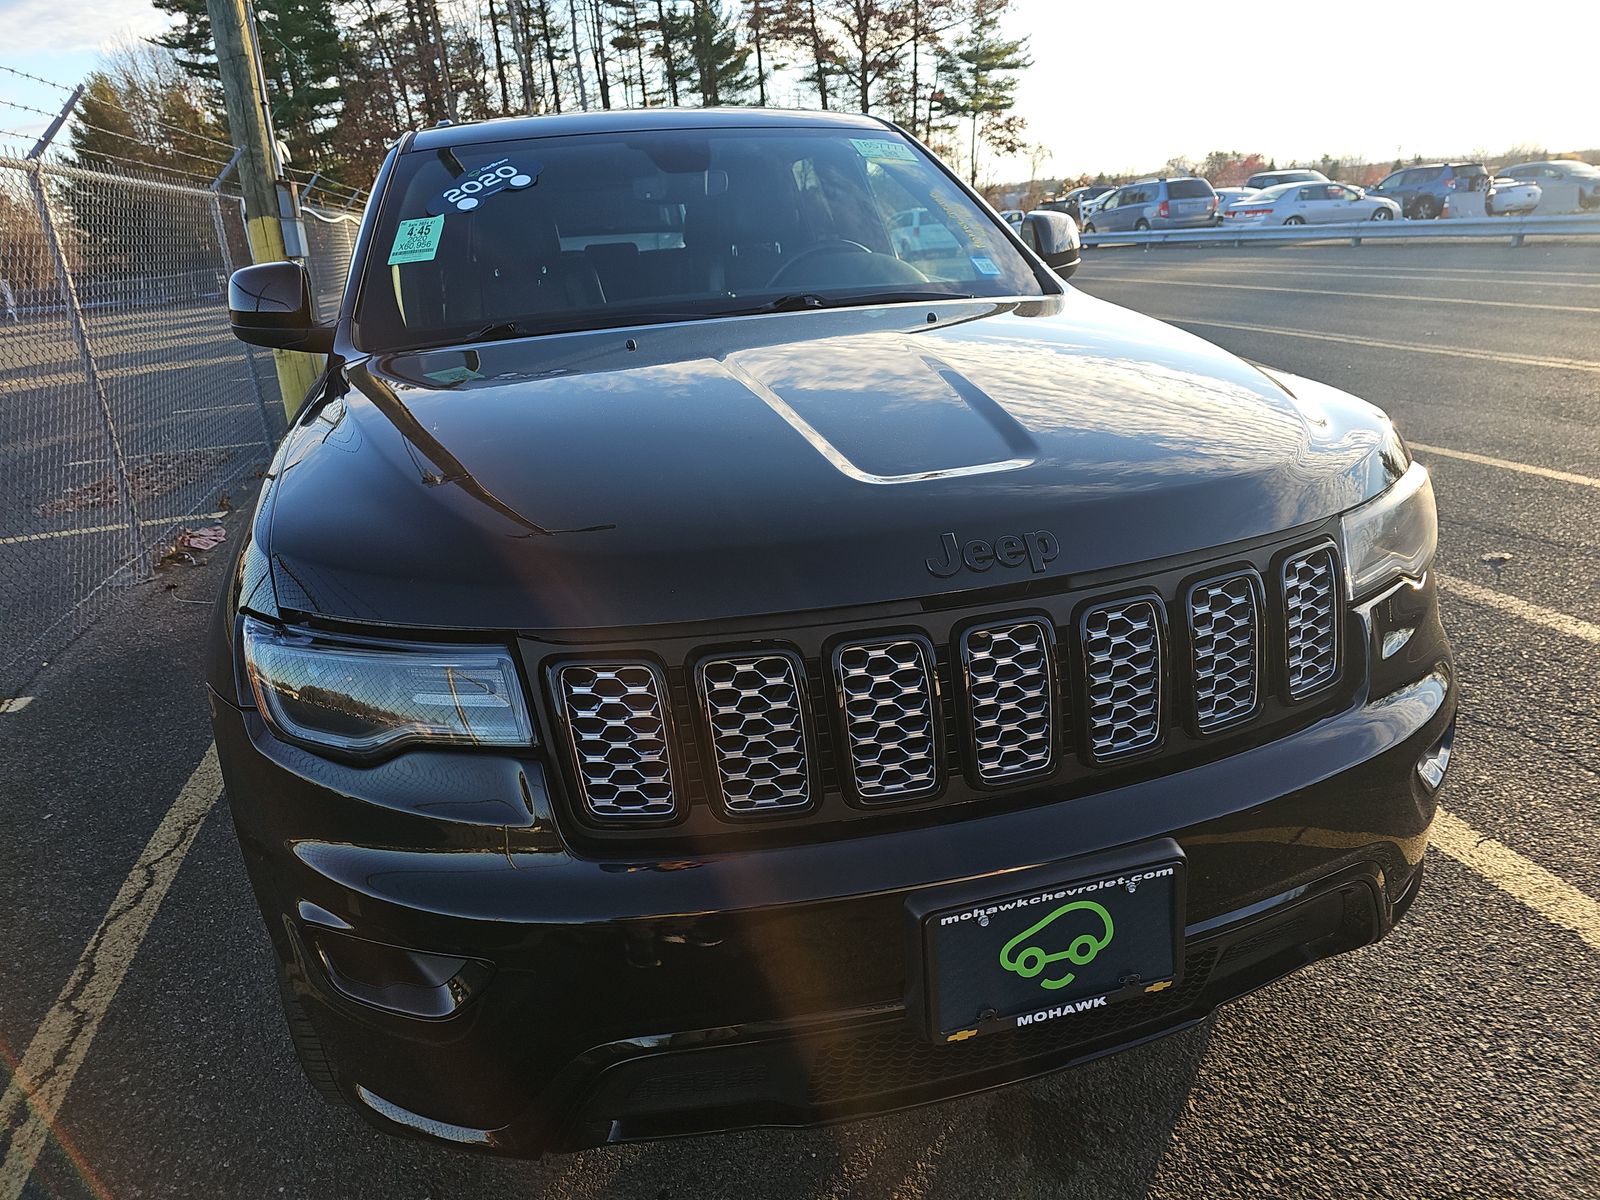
[0,149,361,698]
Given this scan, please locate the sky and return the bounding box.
[0,0,1595,178]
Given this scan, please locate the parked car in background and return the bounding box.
[1482,177,1542,216]
[1212,187,1260,224]
[1001,209,1026,228]
[1243,168,1327,190]
[1081,177,1218,233]
[1223,181,1399,225]
[1369,163,1489,219]
[1075,187,1116,225]
[1056,185,1113,223]
[1499,161,1600,212]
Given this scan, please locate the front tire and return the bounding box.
[1284,215,1306,225]
[1083,222,1096,234]
[1371,207,1394,221]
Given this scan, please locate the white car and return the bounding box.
[889,207,962,257]
[1000,208,1026,228]
[1485,177,1541,216]
[1212,187,1261,224]
[1223,181,1400,225]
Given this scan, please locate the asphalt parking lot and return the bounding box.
[2,240,1598,1199]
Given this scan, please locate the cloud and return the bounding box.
[2,0,174,54]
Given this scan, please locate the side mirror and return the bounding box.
[1021,210,1081,277]
[228,261,333,352]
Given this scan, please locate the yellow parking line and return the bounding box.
[0,745,223,1200]
[1155,316,1600,374]
[1408,444,1600,491]
[1090,275,1600,315]
[1432,809,1600,953]
[1438,575,1600,645]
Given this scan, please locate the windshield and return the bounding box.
[354,126,1045,350]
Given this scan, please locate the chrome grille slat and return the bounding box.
[1283,547,1340,698]
[698,654,812,814]
[961,620,1056,784]
[1188,572,1262,733]
[1082,598,1164,761]
[834,638,940,802]
[557,663,677,820]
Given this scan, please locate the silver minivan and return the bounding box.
[1082,177,1218,232]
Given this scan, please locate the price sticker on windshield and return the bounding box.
[429,158,539,214]
[850,138,917,163]
[388,215,444,265]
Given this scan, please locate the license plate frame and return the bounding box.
[905,840,1186,1043]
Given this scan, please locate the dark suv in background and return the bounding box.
[1371,162,1490,219]
[212,108,1453,1158]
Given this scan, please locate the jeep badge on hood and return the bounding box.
[926,529,1060,578]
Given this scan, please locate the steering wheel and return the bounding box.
[767,239,874,287]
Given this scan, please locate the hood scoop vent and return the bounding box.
[724,338,1036,485]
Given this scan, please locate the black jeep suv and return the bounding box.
[211,109,1454,1157]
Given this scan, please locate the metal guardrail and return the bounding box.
[1081,213,1600,249]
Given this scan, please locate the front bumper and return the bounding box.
[211,576,1453,1157]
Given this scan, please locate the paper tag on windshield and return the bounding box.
[970,256,1002,276]
[850,138,917,163]
[388,216,443,265]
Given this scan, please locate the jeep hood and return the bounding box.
[262,291,1403,631]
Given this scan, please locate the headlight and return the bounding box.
[242,618,534,755]
[1339,461,1438,599]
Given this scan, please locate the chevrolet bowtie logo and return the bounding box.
[946,1029,979,1042]
[1144,980,1173,994]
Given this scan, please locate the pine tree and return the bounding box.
[936,0,1029,183]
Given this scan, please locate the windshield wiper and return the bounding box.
[717,290,976,316]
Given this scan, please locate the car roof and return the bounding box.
[407,106,892,152]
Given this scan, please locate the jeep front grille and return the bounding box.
[1283,547,1340,699]
[833,638,941,802]
[545,541,1348,830]
[1188,572,1262,733]
[961,620,1056,784]
[557,663,677,820]
[697,654,813,814]
[1081,598,1164,762]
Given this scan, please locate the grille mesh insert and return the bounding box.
[962,620,1055,783]
[1283,547,1340,698]
[698,654,812,814]
[835,639,940,802]
[1082,599,1163,761]
[1188,573,1261,733]
[558,664,676,819]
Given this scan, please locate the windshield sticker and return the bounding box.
[430,158,539,214]
[388,215,444,265]
[970,255,1002,276]
[849,137,917,163]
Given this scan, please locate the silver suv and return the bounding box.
[1082,177,1218,233]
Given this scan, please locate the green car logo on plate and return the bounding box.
[999,901,1115,991]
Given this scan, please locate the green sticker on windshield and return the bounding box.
[388,215,444,265]
[850,137,916,163]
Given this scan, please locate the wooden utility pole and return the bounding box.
[208,0,323,421]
